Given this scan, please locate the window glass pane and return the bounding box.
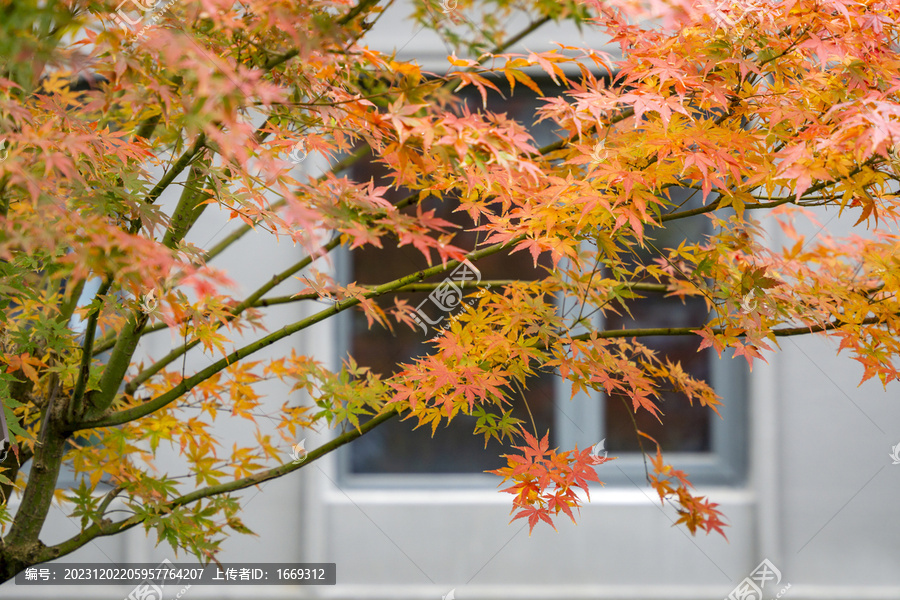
[348,191,554,474]
[604,193,714,453]
[602,291,713,453]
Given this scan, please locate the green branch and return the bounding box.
[67,279,112,421]
[95,277,670,357]
[256,279,668,308]
[660,195,793,222]
[56,277,85,330]
[203,145,370,263]
[660,162,872,223]
[565,314,890,343]
[3,418,67,552]
[338,0,381,26]
[85,137,212,421]
[38,407,399,562]
[125,273,665,399]
[490,15,552,55]
[171,408,397,507]
[139,134,206,214]
[71,235,525,431]
[161,153,211,249]
[123,236,343,395]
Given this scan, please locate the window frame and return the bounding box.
[334,71,749,489]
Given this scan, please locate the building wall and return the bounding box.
[4,4,900,599]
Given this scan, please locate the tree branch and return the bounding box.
[123,235,343,396]
[39,407,400,562]
[67,279,112,421]
[565,314,891,343]
[660,159,873,223]
[161,153,211,249]
[71,234,526,431]
[135,133,206,226]
[202,144,370,263]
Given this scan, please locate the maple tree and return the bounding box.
[1,0,900,582]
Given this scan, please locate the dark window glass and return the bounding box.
[603,200,713,452]
[348,191,555,473]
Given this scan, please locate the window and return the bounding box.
[339,75,747,485]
